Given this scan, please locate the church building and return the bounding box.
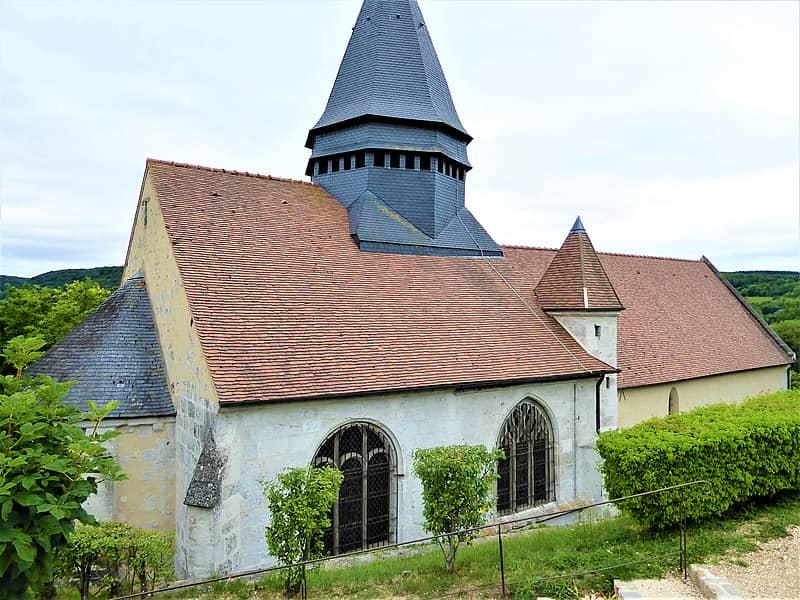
[33,0,793,579]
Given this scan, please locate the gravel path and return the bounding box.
[713,525,800,599]
[629,525,800,599]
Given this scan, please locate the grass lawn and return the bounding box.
[141,490,800,600]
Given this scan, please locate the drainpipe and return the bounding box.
[595,376,605,433]
[573,383,578,498]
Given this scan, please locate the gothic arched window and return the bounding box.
[312,422,396,555]
[496,399,555,514]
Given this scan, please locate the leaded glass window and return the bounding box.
[496,399,555,514]
[312,422,396,555]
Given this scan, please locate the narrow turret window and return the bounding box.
[343,155,352,171]
[390,152,400,169]
[373,151,385,168]
[420,155,431,171]
[355,152,365,169]
[318,159,329,175]
[405,153,415,170]
[331,156,340,172]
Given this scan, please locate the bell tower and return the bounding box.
[305,0,502,257]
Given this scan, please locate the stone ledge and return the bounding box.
[690,564,744,600]
[614,580,642,600]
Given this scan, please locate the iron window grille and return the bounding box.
[496,399,556,514]
[312,422,397,555]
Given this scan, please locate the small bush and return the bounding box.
[263,466,343,596]
[597,390,800,529]
[56,522,174,599]
[412,444,503,574]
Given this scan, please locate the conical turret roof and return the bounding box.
[306,0,469,147]
[535,217,624,312]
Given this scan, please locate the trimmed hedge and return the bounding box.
[597,390,800,529]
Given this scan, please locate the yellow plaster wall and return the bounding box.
[111,420,176,530]
[123,173,220,425]
[123,173,219,411]
[617,365,788,428]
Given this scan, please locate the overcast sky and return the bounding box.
[1,0,798,278]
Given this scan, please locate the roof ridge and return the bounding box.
[501,243,558,251]
[504,243,704,263]
[597,249,703,263]
[146,158,317,187]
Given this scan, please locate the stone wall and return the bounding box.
[187,376,611,577]
[552,311,619,432]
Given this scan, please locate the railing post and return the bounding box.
[679,486,687,579]
[497,524,506,598]
[302,562,307,600]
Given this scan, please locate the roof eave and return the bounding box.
[306,114,473,149]
[701,256,796,361]
[542,305,625,313]
[218,368,619,408]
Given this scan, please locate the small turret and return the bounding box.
[536,217,622,431]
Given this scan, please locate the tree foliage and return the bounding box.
[772,319,800,372]
[0,267,122,300]
[0,279,111,354]
[263,466,343,596]
[412,445,504,574]
[0,341,124,599]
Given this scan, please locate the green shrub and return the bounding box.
[0,366,123,599]
[412,445,503,574]
[56,522,174,599]
[597,390,800,529]
[263,466,343,596]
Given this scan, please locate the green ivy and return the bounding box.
[597,390,800,529]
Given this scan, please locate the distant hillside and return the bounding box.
[0,266,123,298]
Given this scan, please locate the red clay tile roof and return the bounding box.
[534,220,624,312]
[144,160,613,405]
[505,246,793,389]
[142,160,791,402]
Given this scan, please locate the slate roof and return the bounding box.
[30,274,174,418]
[534,217,624,312]
[503,246,793,389]
[143,160,613,405]
[307,0,469,147]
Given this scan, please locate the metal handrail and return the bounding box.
[111,480,708,599]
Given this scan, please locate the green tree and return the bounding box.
[0,280,110,352]
[412,445,504,574]
[1,337,46,381]
[773,319,800,380]
[262,466,343,596]
[0,340,124,599]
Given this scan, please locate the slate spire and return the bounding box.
[306,0,469,147]
[305,0,502,258]
[535,218,624,312]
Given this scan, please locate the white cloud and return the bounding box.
[0,0,797,276]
